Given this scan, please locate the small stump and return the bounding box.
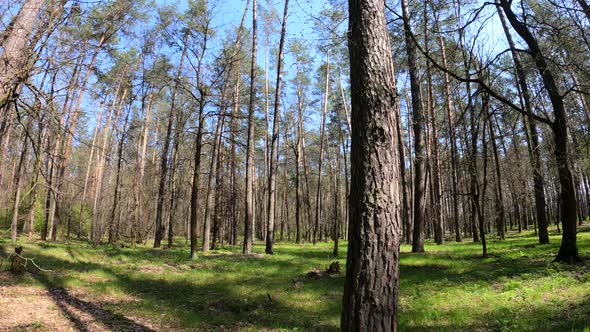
[10,247,25,274]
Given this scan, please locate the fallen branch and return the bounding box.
[0,247,53,273]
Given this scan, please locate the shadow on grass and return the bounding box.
[10,248,342,330]
[33,273,155,331]
[1,227,588,331]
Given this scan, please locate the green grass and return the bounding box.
[1,225,590,331]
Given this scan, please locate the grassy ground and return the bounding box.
[1,225,589,331]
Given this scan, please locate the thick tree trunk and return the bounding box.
[576,0,590,21]
[0,0,44,110]
[342,0,402,329]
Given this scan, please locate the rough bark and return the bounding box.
[401,0,426,253]
[342,0,402,329]
[0,0,44,110]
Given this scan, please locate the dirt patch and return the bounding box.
[0,272,157,331]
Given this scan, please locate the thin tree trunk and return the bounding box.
[155,32,189,248]
[496,1,549,244]
[499,0,579,263]
[78,107,103,238]
[11,128,30,242]
[108,112,129,244]
[133,93,152,245]
[314,53,330,244]
[424,11,443,245]
[243,0,258,254]
[266,0,289,254]
[401,0,426,253]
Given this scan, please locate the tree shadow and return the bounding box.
[33,273,155,332]
[2,232,588,331]
[13,249,342,330]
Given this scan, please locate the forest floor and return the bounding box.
[1,224,590,331]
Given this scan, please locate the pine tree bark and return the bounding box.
[0,0,44,110]
[401,0,426,253]
[342,0,402,329]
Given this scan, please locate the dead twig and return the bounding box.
[0,247,53,273]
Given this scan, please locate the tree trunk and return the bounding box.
[496,1,549,244]
[133,93,152,244]
[155,32,189,248]
[314,53,330,244]
[342,0,402,329]
[489,115,505,240]
[79,107,104,238]
[401,0,426,253]
[266,0,289,254]
[423,12,443,245]
[576,0,590,21]
[499,0,580,263]
[0,0,44,110]
[108,112,129,244]
[11,127,30,242]
[333,142,341,258]
[243,0,258,254]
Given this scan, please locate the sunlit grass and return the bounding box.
[1,224,589,331]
